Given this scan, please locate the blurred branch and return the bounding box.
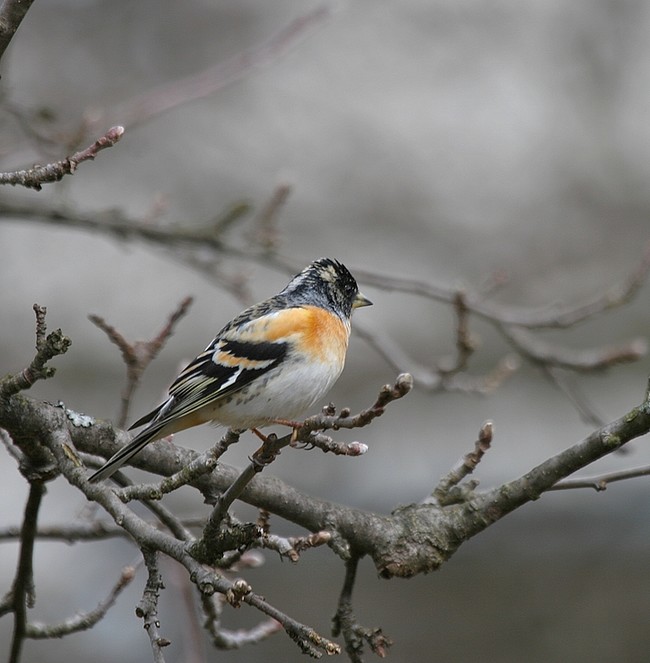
[25,566,136,639]
[88,6,333,134]
[0,126,124,190]
[249,182,292,251]
[353,243,650,329]
[542,366,607,429]
[4,200,646,421]
[0,520,128,542]
[89,296,193,428]
[0,0,35,63]
[0,199,250,254]
[499,323,647,372]
[549,464,650,491]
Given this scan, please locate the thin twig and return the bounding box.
[0,520,128,542]
[501,324,647,372]
[353,243,650,329]
[250,183,292,251]
[107,7,332,130]
[0,126,124,190]
[8,482,45,663]
[115,429,240,503]
[543,366,607,429]
[549,464,650,492]
[137,549,170,661]
[260,530,332,562]
[0,304,71,399]
[26,565,137,638]
[89,296,193,428]
[201,591,282,650]
[431,421,493,505]
[438,290,475,375]
[332,555,392,661]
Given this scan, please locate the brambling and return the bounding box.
[88,258,372,482]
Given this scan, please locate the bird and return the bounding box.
[88,258,372,482]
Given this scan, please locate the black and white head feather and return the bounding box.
[279,258,362,319]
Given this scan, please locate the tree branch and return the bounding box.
[0,0,35,63]
[332,556,392,661]
[25,565,136,638]
[0,126,124,190]
[7,481,45,663]
[96,7,332,132]
[89,295,193,427]
[0,304,71,399]
[549,464,650,491]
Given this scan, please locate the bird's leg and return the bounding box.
[251,427,269,443]
[271,418,303,445]
[250,431,283,468]
[251,427,270,458]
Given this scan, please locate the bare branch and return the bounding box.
[353,243,650,329]
[460,379,650,544]
[32,421,340,657]
[542,366,607,429]
[430,421,493,505]
[260,529,332,563]
[7,481,45,663]
[0,304,71,399]
[137,549,170,661]
[89,296,193,427]
[0,520,128,543]
[201,591,282,650]
[438,290,476,375]
[0,0,36,63]
[500,324,647,372]
[25,566,136,638]
[115,429,240,503]
[104,7,332,131]
[549,464,650,492]
[332,556,392,662]
[0,126,124,190]
[249,183,292,251]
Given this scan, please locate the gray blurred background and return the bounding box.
[2,1,650,661]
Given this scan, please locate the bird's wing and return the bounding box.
[129,309,301,429]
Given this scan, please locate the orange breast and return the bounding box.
[295,305,350,363]
[254,305,350,364]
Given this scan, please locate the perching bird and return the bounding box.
[88,258,372,482]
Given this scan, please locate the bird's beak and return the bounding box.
[353,292,373,309]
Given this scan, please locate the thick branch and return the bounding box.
[4,377,650,581]
[462,384,650,534]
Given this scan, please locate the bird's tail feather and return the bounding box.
[87,424,165,483]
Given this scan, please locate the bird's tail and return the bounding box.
[88,424,166,483]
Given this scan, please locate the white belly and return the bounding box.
[209,355,345,429]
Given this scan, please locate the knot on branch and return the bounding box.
[0,305,71,399]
